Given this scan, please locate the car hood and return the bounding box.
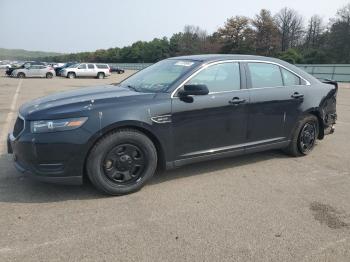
[19,85,151,120]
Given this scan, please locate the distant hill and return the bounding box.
[0,48,63,60]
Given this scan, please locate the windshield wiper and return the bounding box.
[126,85,139,92]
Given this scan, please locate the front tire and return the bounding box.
[67,72,76,79]
[284,114,319,157]
[17,72,25,78]
[46,72,53,79]
[87,129,157,195]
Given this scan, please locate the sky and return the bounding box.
[0,0,349,53]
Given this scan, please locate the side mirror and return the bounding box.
[178,84,209,97]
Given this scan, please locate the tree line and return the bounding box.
[42,4,350,64]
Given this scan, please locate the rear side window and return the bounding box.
[87,64,95,69]
[187,62,241,92]
[96,64,108,69]
[248,63,283,88]
[281,68,301,86]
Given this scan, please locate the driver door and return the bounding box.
[76,64,87,77]
[171,62,249,161]
[27,65,39,77]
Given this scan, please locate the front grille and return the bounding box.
[13,117,24,138]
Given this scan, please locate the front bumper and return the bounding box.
[7,130,88,185]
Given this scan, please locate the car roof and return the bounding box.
[168,54,284,63]
[168,54,320,85]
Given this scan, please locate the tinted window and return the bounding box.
[87,64,95,69]
[281,68,301,86]
[187,62,240,92]
[248,63,283,88]
[96,64,108,69]
[78,64,87,69]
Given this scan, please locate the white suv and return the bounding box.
[61,63,111,79]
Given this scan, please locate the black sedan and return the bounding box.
[8,55,337,195]
[110,66,125,74]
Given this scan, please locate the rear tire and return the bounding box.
[284,114,319,157]
[67,72,76,79]
[87,129,157,195]
[17,72,25,78]
[46,72,53,79]
[97,72,105,79]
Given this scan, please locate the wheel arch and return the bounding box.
[304,108,324,139]
[83,121,166,179]
[67,71,76,77]
[17,72,25,77]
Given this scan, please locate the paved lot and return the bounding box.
[0,72,350,262]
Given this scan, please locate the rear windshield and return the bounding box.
[96,64,109,69]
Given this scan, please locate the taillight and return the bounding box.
[109,68,111,73]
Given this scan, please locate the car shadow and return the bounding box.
[0,150,289,204]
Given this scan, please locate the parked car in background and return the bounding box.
[110,66,125,74]
[12,65,55,78]
[60,63,111,79]
[7,55,337,195]
[6,61,46,76]
[54,62,77,76]
[0,63,12,69]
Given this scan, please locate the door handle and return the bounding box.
[291,92,304,99]
[229,97,246,105]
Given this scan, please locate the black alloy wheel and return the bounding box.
[87,129,157,195]
[102,143,146,185]
[298,122,317,154]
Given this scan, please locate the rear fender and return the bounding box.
[320,80,337,125]
[317,81,338,138]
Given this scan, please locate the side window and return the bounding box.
[281,68,301,86]
[186,62,240,92]
[78,64,87,69]
[96,64,108,69]
[87,64,95,69]
[248,63,283,88]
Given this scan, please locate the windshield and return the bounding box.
[67,63,78,68]
[120,59,199,93]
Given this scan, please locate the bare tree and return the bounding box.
[275,8,304,51]
[336,3,350,22]
[305,15,324,48]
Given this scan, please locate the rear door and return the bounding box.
[37,65,48,77]
[171,62,249,160]
[87,63,96,77]
[245,62,305,144]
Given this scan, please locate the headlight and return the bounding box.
[30,117,88,133]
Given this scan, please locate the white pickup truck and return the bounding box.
[61,63,111,79]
